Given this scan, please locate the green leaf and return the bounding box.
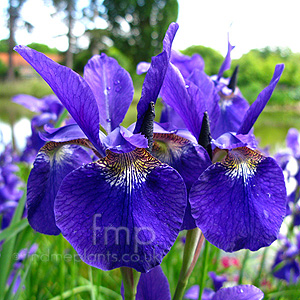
[0,191,26,299]
[0,219,29,243]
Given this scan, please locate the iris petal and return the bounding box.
[40,124,87,142]
[152,133,211,230]
[54,148,186,272]
[217,39,235,80]
[237,64,284,135]
[152,133,211,190]
[190,147,286,252]
[121,266,171,300]
[27,142,92,235]
[159,103,186,130]
[160,64,206,139]
[212,285,264,300]
[212,94,249,138]
[103,126,148,153]
[13,94,47,112]
[134,23,178,134]
[187,69,219,135]
[170,50,204,78]
[14,46,102,152]
[84,54,134,133]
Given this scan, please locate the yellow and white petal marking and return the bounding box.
[95,148,162,190]
[221,147,264,183]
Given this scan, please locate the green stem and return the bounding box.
[198,240,210,300]
[173,228,204,300]
[120,267,141,300]
[70,247,76,300]
[254,247,268,286]
[238,250,249,285]
[265,289,300,299]
[0,191,26,299]
[88,266,96,300]
[55,108,69,128]
[59,235,65,298]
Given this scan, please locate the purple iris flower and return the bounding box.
[274,128,300,214]
[7,244,38,293]
[188,41,250,140]
[13,23,206,273]
[139,39,249,141]
[272,234,300,284]
[183,271,227,300]
[208,271,227,292]
[120,267,263,300]
[137,49,204,79]
[121,266,171,300]
[0,143,23,229]
[13,94,64,163]
[184,284,264,300]
[160,47,287,252]
[294,202,300,226]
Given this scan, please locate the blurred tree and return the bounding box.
[181,45,224,75]
[234,47,300,88]
[99,0,179,70]
[6,0,33,81]
[27,43,59,54]
[85,28,111,56]
[48,0,77,68]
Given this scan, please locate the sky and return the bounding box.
[1,0,300,58]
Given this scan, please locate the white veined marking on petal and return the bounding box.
[102,150,157,191]
[222,148,262,185]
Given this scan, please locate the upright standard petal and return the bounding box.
[134,23,178,134]
[14,46,102,151]
[27,142,92,235]
[160,64,206,140]
[84,54,134,133]
[159,103,187,130]
[187,69,219,134]
[162,22,179,58]
[190,147,286,252]
[212,93,249,139]
[237,64,284,135]
[170,51,204,79]
[54,148,186,272]
[217,39,235,80]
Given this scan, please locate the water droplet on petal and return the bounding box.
[185,84,189,89]
[114,80,120,85]
[263,210,269,219]
[116,85,122,93]
[107,86,111,90]
[106,118,111,123]
[240,289,244,293]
